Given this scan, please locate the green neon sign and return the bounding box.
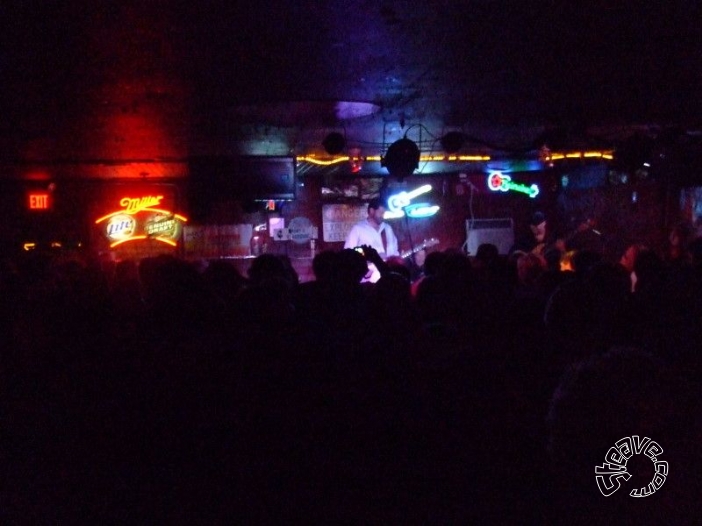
[488,172,539,198]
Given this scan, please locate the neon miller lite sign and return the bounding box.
[120,195,164,214]
[95,194,187,248]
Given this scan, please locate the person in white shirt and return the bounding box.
[344,198,399,259]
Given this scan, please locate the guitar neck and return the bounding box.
[400,239,438,259]
[401,247,423,259]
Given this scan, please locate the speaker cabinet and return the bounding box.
[466,218,514,255]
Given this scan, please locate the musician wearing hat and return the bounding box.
[511,211,561,257]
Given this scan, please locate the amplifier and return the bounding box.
[466,218,514,255]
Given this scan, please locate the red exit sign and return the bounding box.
[28,193,50,210]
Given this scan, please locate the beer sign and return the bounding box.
[95,194,187,248]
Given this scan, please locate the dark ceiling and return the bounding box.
[2,0,702,165]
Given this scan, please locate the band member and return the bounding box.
[511,211,554,256]
[344,198,399,259]
[565,215,604,255]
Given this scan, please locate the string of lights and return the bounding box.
[297,150,613,165]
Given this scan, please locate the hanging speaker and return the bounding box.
[381,138,420,181]
[322,132,346,154]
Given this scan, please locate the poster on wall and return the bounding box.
[321,178,383,201]
[322,203,367,242]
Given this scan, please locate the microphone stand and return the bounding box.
[403,209,419,277]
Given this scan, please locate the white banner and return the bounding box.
[322,203,367,243]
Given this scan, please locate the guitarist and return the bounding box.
[344,198,399,283]
[344,198,399,260]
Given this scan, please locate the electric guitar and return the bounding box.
[400,238,440,260]
[363,238,440,282]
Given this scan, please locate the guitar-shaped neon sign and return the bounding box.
[384,185,440,219]
[487,171,539,198]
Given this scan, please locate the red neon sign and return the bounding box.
[95,194,188,248]
[28,193,50,210]
[487,171,540,198]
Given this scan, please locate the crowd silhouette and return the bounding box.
[1,239,701,524]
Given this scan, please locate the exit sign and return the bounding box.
[28,193,50,210]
